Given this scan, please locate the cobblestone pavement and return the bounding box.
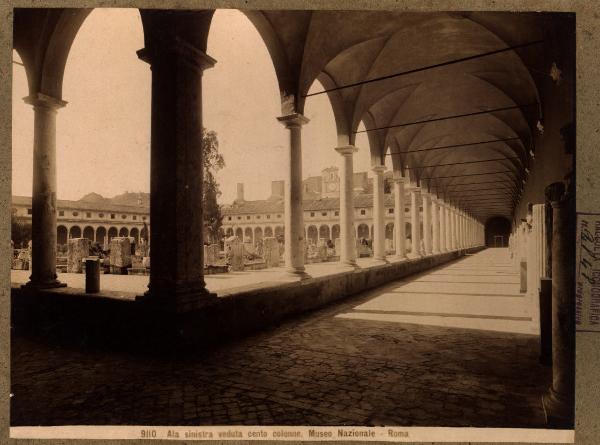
[11,249,550,427]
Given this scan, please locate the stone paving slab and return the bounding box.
[11,249,550,428]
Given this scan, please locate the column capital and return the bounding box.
[277,113,310,128]
[392,174,405,184]
[371,165,386,175]
[137,36,216,72]
[24,93,67,110]
[335,145,358,156]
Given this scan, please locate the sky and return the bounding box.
[11,8,387,204]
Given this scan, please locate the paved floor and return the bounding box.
[11,257,379,298]
[11,249,550,427]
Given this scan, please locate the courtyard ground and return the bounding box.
[10,249,550,427]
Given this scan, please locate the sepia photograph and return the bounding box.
[4,3,585,442]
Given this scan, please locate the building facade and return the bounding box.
[221,167,423,251]
[12,192,150,246]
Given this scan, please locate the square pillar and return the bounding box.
[393,175,407,260]
[422,192,432,255]
[408,187,422,259]
[432,196,440,254]
[372,165,387,261]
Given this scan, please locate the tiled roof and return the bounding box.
[12,195,149,214]
[222,193,402,215]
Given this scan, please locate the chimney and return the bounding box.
[270,180,284,200]
[236,183,244,202]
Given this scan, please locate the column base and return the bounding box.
[542,387,574,428]
[22,279,67,290]
[391,254,407,262]
[432,249,441,255]
[284,267,311,280]
[407,253,422,260]
[341,259,360,269]
[136,287,218,313]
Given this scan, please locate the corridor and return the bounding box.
[11,249,550,427]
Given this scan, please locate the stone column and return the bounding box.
[278,113,310,277]
[449,206,456,250]
[422,192,432,255]
[335,145,358,266]
[439,200,447,252]
[137,35,217,309]
[432,196,440,254]
[408,187,422,259]
[23,93,67,289]
[393,175,407,260]
[542,182,574,427]
[372,165,386,261]
[445,203,452,251]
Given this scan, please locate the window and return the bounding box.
[237,216,241,220]
[419,207,423,211]
[111,214,115,219]
[334,211,339,216]
[27,208,32,215]
[73,211,79,217]
[388,208,394,214]
[267,215,271,219]
[228,216,232,221]
[405,207,409,212]
[133,215,137,220]
[256,215,261,219]
[122,215,127,219]
[246,215,251,220]
[277,214,282,218]
[142,216,147,221]
[310,212,315,217]
[86,212,91,218]
[360,209,366,215]
[321,212,327,216]
[59,210,64,216]
[99,213,104,218]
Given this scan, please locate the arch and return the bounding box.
[225,227,234,237]
[405,222,412,239]
[274,226,284,238]
[83,225,95,241]
[254,227,263,244]
[119,227,129,237]
[331,224,340,241]
[140,225,148,241]
[357,223,369,240]
[235,227,243,239]
[244,227,253,244]
[57,225,68,245]
[96,226,107,245]
[69,225,81,239]
[108,226,118,242]
[307,225,318,244]
[319,224,331,241]
[130,227,140,243]
[485,216,511,247]
[264,226,273,238]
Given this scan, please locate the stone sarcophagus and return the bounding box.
[67,238,91,273]
[263,237,280,268]
[109,237,132,269]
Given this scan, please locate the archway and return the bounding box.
[331,224,340,241]
[57,225,68,245]
[119,227,129,237]
[83,226,95,241]
[307,225,318,244]
[319,225,330,241]
[235,227,243,239]
[357,223,369,240]
[274,226,284,239]
[485,216,511,247]
[244,227,253,244]
[140,226,148,242]
[225,227,234,237]
[96,226,107,245]
[254,227,263,244]
[69,226,81,239]
[264,226,273,238]
[130,227,140,243]
[108,227,118,242]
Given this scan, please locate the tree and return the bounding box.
[202,128,225,244]
[11,208,32,249]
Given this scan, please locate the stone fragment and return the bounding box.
[67,238,91,273]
